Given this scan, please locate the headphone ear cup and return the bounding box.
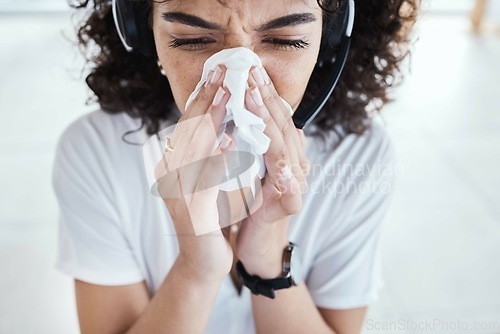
[113,0,155,57]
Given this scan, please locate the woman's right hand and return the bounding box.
[154,65,236,281]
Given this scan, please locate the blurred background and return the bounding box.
[0,0,499,333]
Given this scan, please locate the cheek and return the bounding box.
[264,54,317,111]
[159,52,206,113]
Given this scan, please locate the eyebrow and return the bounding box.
[161,12,317,31]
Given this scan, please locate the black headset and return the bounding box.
[112,0,355,129]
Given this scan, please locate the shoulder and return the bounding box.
[297,118,398,234]
[56,109,142,150]
[292,118,397,259]
[291,120,397,304]
[307,118,396,169]
[51,110,147,204]
[53,109,158,176]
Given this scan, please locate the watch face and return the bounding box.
[290,245,303,285]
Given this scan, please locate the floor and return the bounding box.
[0,9,499,334]
[362,14,500,334]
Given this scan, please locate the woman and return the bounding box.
[53,0,418,333]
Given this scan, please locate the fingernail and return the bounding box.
[230,223,239,233]
[250,87,264,107]
[212,87,226,106]
[204,70,214,87]
[251,67,265,86]
[261,66,270,85]
[211,66,222,84]
[280,165,292,180]
[220,133,232,149]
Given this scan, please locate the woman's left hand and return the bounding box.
[233,65,311,277]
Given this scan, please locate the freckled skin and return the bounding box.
[151,0,323,114]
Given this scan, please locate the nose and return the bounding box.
[222,30,255,52]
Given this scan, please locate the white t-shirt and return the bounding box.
[52,109,395,334]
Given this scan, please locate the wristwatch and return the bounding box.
[236,242,302,299]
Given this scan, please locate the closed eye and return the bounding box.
[168,37,310,51]
[264,38,310,50]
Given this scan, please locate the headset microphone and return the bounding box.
[293,0,354,129]
[112,0,355,129]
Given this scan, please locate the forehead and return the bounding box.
[154,0,321,16]
[153,0,323,33]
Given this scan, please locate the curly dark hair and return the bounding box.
[68,0,419,145]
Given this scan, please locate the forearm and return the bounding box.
[251,281,335,334]
[240,218,334,334]
[126,256,224,334]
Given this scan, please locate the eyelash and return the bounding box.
[168,37,310,51]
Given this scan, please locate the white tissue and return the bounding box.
[185,47,293,196]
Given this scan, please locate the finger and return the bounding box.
[297,129,307,149]
[296,129,310,178]
[244,85,289,191]
[253,168,302,224]
[248,67,308,191]
[182,86,231,166]
[219,132,235,152]
[175,87,231,196]
[255,66,310,186]
[169,65,227,160]
[275,165,302,215]
[161,70,229,196]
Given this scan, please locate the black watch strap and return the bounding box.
[236,260,293,299]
